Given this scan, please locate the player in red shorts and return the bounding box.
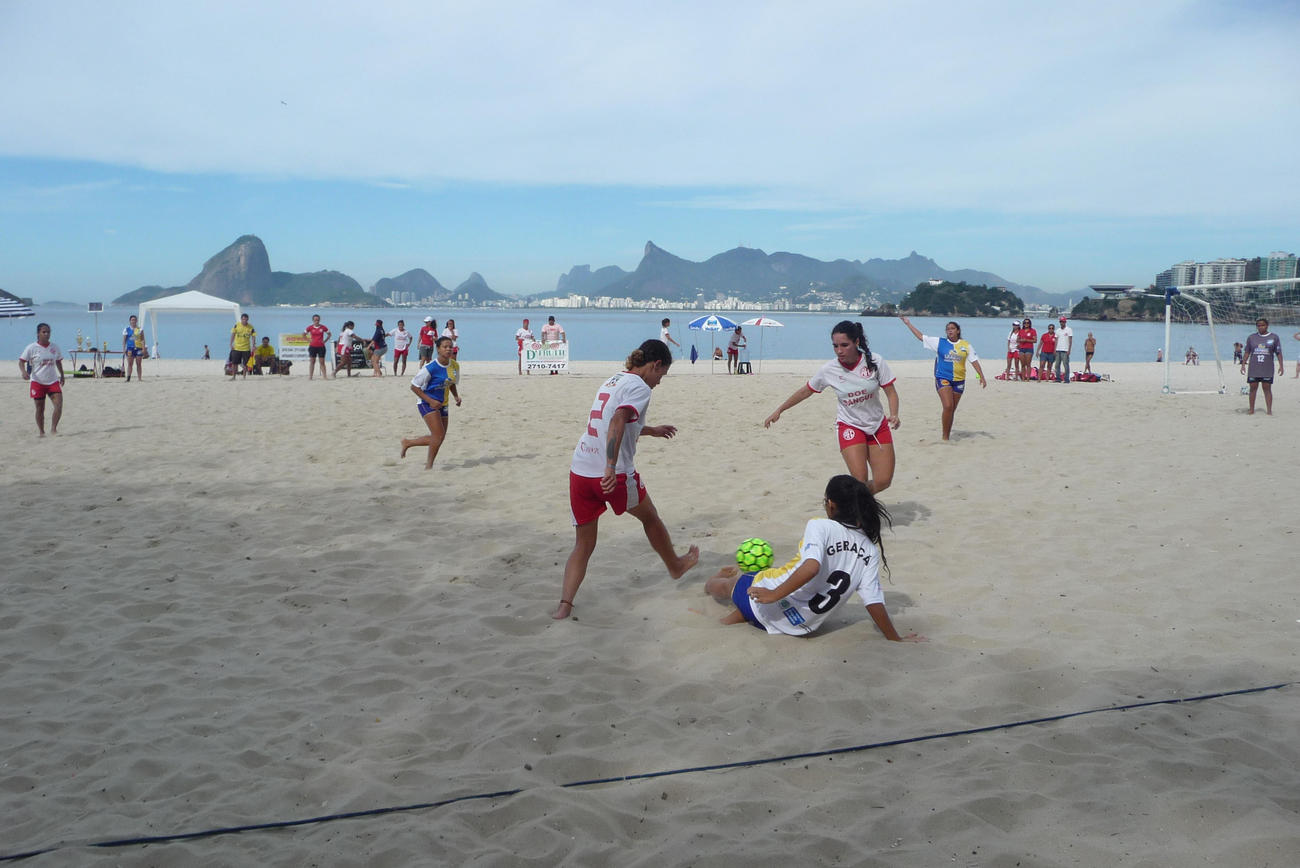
[18,322,66,437]
[553,339,699,619]
[765,320,901,494]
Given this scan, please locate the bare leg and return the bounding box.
[421,411,446,468]
[626,495,699,579]
[1247,381,1258,414]
[554,520,599,619]
[840,442,871,486]
[1262,382,1274,415]
[33,396,46,436]
[865,441,896,493]
[705,566,740,604]
[48,392,62,434]
[937,386,957,440]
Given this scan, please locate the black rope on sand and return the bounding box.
[1,681,1289,862]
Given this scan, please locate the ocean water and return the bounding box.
[4,304,1276,367]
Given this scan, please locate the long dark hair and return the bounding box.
[831,320,876,375]
[825,474,890,573]
[626,338,673,371]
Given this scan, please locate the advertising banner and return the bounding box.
[278,332,312,367]
[522,340,569,372]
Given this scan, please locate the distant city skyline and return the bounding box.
[2,1,1297,303]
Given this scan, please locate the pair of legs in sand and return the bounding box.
[32,391,62,437]
[401,408,451,469]
[552,495,698,620]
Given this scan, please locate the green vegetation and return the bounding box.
[898,281,1022,317]
[1070,295,1165,321]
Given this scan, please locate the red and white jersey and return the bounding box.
[20,342,63,385]
[749,518,884,636]
[571,371,652,478]
[807,353,895,432]
[304,323,330,347]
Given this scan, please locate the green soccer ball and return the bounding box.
[736,537,774,572]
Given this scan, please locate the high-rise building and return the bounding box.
[1156,261,1197,289]
[1259,251,1298,288]
[1193,258,1247,286]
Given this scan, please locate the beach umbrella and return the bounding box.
[687,314,739,372]
[1,289,35,322]
[741,316,784,373]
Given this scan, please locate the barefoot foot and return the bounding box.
[551,599,574,620]
[669,544,700,580]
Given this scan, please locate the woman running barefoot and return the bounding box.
[899,316,985,441]
[765,320,900,493]
[704,475,924,641]
[553,339,699,620]
[401,337,460,469]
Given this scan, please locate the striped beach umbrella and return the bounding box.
[1,289,35,321]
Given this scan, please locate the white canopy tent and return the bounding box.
[138,290,241,355]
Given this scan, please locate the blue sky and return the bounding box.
[2,0,1297,302]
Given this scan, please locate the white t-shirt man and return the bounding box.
[807,353,895,433]
[747,518,884,636]
[570,371,652,478]
[1056,322,1073,353]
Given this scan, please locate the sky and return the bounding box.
[2,0,1298,303]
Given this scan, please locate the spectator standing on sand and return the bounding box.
[660,317,681,349]
[515,318,534,375]
[304,314,331,380]
[1037,324,1057,381]
[441,319,459,358]
[203,344,211,360]
[1084,333,1096,373]
[230,313,256,380]
[1004,320,1020,379]
[1241,318,1284,416]
[418,317,437,363]
[727,327,746,374]
[1054,316,1073,384]
[389,320,413,376]
[541,315,565,376]
[123,314,146,382]
[1016,318,1037,381]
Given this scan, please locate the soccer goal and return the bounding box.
[1138,278,1300,394]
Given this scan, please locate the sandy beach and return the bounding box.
[2,357,1297,866]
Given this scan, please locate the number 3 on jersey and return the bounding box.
[808,570,851,614]
[587,392,611,437]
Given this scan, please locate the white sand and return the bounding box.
[2,358,1297,865]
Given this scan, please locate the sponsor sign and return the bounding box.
[278,332,313,366]
[522,340,569,372]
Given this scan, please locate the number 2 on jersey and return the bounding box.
[587,392,612,437]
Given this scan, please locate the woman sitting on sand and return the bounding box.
[402,337,460,469]
[704,474,924,641]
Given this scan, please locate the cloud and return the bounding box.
[2,0,1297,218]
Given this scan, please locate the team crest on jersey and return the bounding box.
[842,428,855,441]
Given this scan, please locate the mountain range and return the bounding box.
[551,243,1069,306]
[112,236,509,306]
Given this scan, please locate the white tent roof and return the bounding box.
[138,290,241,350]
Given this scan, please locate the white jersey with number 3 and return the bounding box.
[749,518,884,636]
[571,371,652,478]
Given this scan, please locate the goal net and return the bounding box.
[1156,279,1300,394]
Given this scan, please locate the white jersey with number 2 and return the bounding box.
[749,518,884,636]
[570,371,652,478]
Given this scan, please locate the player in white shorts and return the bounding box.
[704,475,924,641]
[553,339,699,620]
[765,320,901,493]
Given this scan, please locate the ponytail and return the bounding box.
[831,320,876,375]
[626,338,673,371]
[824,474,891,573]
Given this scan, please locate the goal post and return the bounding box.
[1148,276,1300,395]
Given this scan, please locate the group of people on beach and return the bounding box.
[298,314,461,381]
[1000,316,1097,383]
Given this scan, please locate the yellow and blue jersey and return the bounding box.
[923,335,978,382]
